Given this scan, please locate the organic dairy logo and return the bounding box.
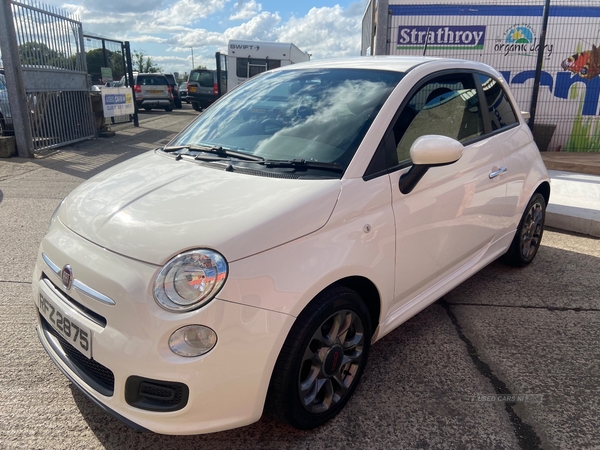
[506,26,534,44]
[494,24,552,58]
[397,26,486,50]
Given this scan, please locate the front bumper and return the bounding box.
[32,219,294,435]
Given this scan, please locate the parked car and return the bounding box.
[179,82,189,103]
[0,73,14,136]
[163,73,182,109]
[33,57,550,435]
[186,68,218,112]
[130,73,174,112]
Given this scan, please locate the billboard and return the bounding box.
[388,3,600,152]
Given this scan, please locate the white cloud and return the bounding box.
[37,0,367,74]
[230,0,262,20]
[277,4,364,59]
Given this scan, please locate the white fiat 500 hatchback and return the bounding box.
[33,57,550,435]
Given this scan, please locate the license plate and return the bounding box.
[149,89,162,94]
[189,86,196,92]
[39,292,92,359]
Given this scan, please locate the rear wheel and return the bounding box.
[192,102,201,112]
[267,286,372,429]
[503,193,546,267]
[144,107,152,111]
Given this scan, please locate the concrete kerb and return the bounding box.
[546,170,600,238]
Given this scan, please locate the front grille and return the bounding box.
[41,315,114,396]
[125,376,189,412]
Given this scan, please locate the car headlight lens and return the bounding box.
[154,249,228,312]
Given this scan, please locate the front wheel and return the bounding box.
[267,286,372,429]
[503,192,546,267]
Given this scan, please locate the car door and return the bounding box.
[477,72,531,234]
[383,72,509,306]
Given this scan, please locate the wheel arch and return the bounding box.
[315,276,381,335]
[534,181,551,207]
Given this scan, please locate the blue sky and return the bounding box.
[46,0,368,75]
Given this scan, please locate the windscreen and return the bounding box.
[171,68,404,169]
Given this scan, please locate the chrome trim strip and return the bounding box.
[41,252,116,306]
[41,278,107,327]
[73,279,116,306]
[42,252,61,276]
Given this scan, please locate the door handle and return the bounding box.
[489,167,507,179]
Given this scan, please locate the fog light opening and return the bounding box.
[169,325,217,357]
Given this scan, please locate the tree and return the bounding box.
[18,42,71,68]
[132,49,162,73]
[85,48,125,84]
[196,64,207,70]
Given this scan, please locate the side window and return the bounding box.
[478,74,518,131]
[236,59,281,78]
[390,73,484,165]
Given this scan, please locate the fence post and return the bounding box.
[529,0,551,132]
[0,0,34,158]
[123,41,139,127]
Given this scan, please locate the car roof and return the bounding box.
[272,56,488,74]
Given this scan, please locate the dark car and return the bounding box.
[187,69,219,112]
[0,73,14,136]
[163,73,182,109]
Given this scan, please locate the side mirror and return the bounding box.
[399,135,464,195]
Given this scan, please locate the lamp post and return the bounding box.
[191,47,194,69]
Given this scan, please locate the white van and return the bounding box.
[226,40,310,89]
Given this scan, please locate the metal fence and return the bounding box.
[364,0,600,152]
[83,35,132,125]
[5,0,95,152]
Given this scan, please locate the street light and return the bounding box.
[191,47,194,69]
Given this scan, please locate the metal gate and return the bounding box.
[2,0,95,153]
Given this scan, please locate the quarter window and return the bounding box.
[478,74,518,131]
[389,73,484,165]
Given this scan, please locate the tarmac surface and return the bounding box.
[1,106,599,449]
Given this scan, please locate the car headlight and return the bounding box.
[153,249,228,312]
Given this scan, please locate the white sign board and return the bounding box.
[101,87,134,118]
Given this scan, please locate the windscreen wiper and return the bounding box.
[257,159,344,173]
[161,144,264,161]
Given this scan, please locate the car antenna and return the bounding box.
[422,27,431,56]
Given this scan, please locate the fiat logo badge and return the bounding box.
[61,265,73,290]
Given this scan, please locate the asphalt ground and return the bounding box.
[1,105,599,449]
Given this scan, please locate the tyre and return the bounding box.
[267,286,372,430]
[0,118,4,137]
[165,106,173,112]
[503,192,546,267]
[175,99,182,109]
[192,102,202,112]
[144,107,152,111]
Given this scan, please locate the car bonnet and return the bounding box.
[57,151,342,265]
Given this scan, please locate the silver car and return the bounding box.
[0,74,14,136]
[132,73,174,112]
